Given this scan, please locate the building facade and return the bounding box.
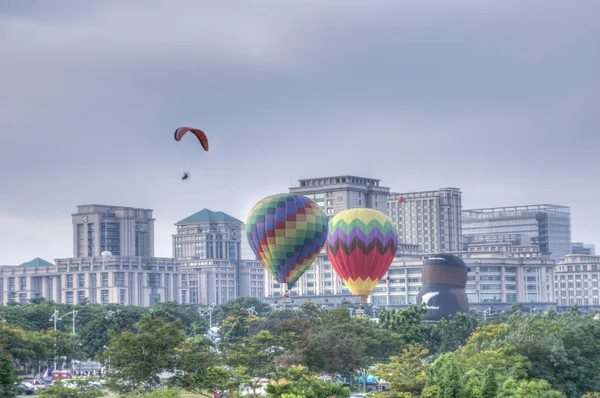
[462,204,571,260]
[289,176,390,223]
[572,242,596,256]
[264,243,555,310]
[72,205,155,258]
[173,209,265,305]
[554,254,600,308]
[387,188,463,253]
[0,256,177,306]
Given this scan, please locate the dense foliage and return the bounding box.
[0,297,599,397]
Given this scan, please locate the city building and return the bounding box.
[554,254,600,308]
[264,243,423,308]
[71,204,155,258]
[173,209,264,305]
[387,188,463,253]
[264,243,556,311]
[240,223,258,261]
[572,242,596,256]
[289,176,390,222]
[0,256,177,306]
[462,204,571,260]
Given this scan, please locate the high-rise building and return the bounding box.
[387,188,463,253]
[173,209,264,305]
[462,205,571,260]
[72,205,155,258]
[240,223,258,261]
[0,203,176,307]
[554,254,600,308]
[173,209,242,266]
[572,242,596,256]
[289,175,390,222]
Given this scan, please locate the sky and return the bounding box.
[0,0,599,265]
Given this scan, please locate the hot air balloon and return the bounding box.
[246,193,328,291]
[417,253,470,321]
[326,208,398,302]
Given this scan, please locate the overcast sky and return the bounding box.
[1,0,599,264]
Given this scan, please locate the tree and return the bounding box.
[283,316,401,391]
[222,330,282,378]
[265,364,350,398]
[0,347,17,398]
[103,316,185,394]
[39,380,103,398]
[497,312,600,397]
[372,344,430,397]
[424,354,464,398]
[433,312,480,354]
[481,366,498,398]
[215,296,272,323]
[378,306,436,350]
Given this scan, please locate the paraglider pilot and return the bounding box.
[181,172,189,180]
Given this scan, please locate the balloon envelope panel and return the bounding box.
[246,193,328,289]
[326,208,398,300]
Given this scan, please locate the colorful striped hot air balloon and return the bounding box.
[246,193,328,291]
[326,208,398,302]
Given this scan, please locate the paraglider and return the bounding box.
[246,193,328,291]
[173,127,209,180]
[174,127,209,151]
[326,208,398,303]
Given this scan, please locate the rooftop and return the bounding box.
[176,209,242,225]
[19,257,55,268]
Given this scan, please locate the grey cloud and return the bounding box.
[0,0,599,263]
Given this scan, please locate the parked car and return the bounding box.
[19,381,37,395]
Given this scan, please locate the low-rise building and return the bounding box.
[554,254,600,308]
[0,256,177,306]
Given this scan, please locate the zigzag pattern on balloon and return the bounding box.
[328,218,397,236]
[327,236,398,256]
[327,226,398,248]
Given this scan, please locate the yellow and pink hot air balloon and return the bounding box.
[326,208,398,302]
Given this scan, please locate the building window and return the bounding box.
[19,293,27,304]
[101,290,109,304]
[372,296,386,306]
[114,272,125,287]
[66,274,73,289]
[102,273,109,288]
[480,293,501,303]
[77,291,86,304]
[119,289,126,305]
[66,291,74,305]
[8,278,15,291]
[78,274,85,288]
[148,274,161,288]
[181,290,187,303]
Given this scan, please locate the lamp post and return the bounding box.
[198,303,216,328]
[49,310,59,370]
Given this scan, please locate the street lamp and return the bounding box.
[198,303,216,328]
